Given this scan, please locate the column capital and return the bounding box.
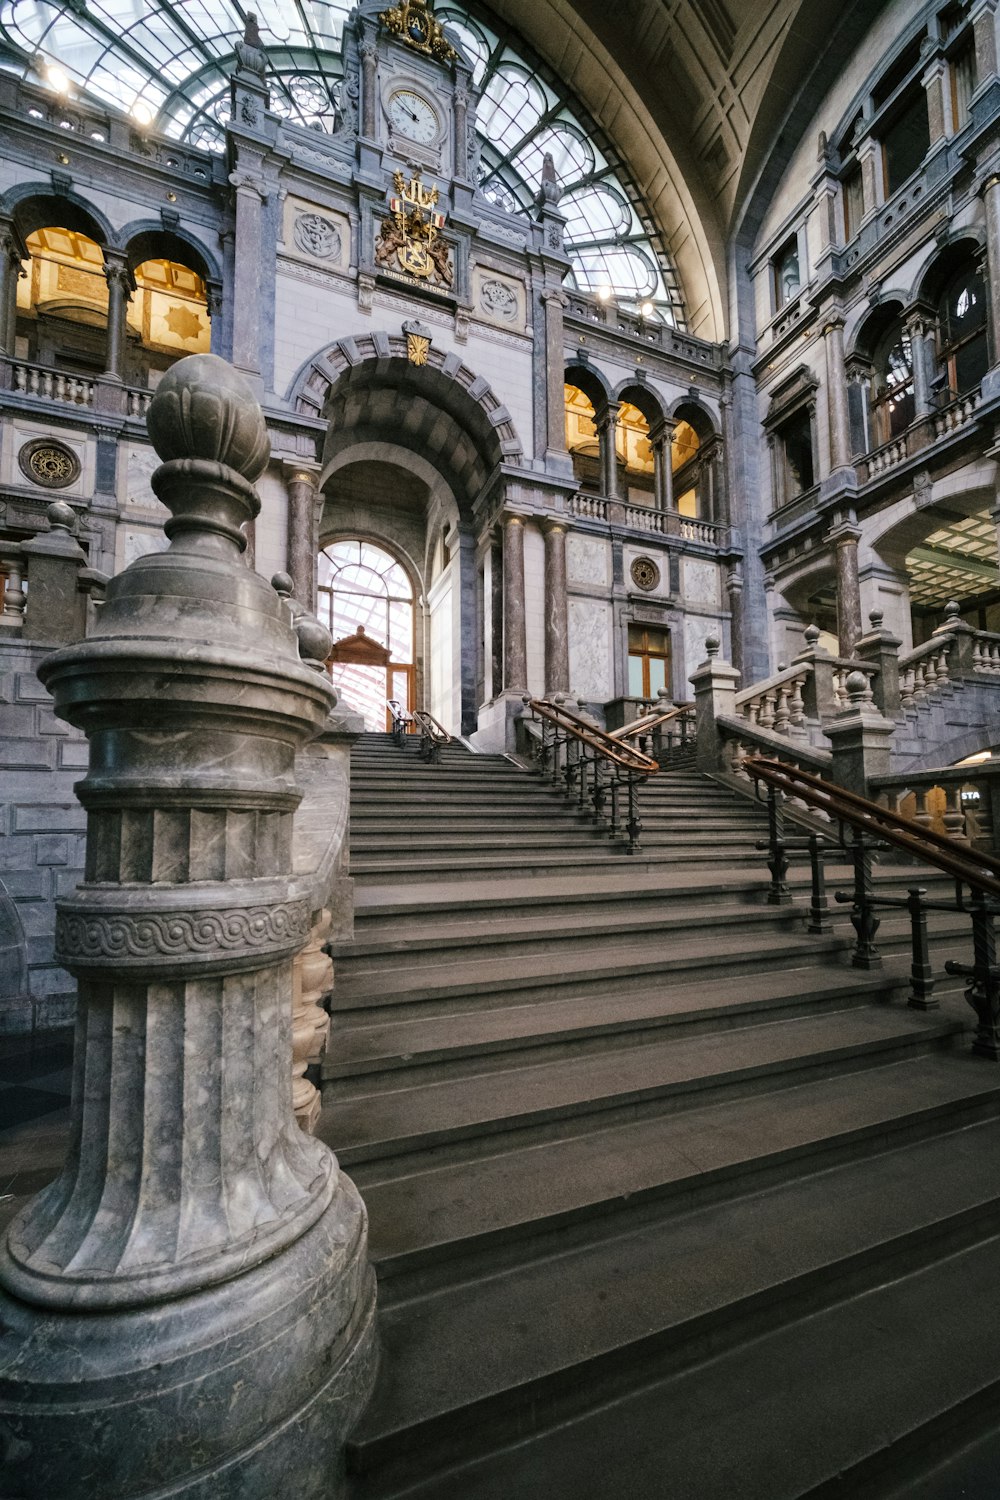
[103,255,135,297]
[229,166,269,201]
[281,460,321,486]
[541,515,568,536]
[827,518,862,546]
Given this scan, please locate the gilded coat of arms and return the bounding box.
[378,0,458,65]
[375,171,454,289]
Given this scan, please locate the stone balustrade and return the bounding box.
[898,635,954,707]
[565,489,727,545]
[865,434,908,479]
[873,762,1000,854]
[932,388,982,438]
[8,356,157,419]
[971,631,1000,675]
[734,661,810,737]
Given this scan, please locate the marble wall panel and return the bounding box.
[569,596,614,701]
[683,558,721,608]
[567,533,611,588]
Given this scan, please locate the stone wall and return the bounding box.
[0,637,86,1033]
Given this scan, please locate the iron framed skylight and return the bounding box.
[0,0,685,322]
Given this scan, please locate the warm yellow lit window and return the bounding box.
[20,227,107,322]
[615,401,654,475]
[564,383,599,455]
[128,259,210,355]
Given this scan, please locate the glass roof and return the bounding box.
[0,0,684,321]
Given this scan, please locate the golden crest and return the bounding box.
[378,0,458,65]
[376,169,453,289]
[400,241,432,278]
[406,332,430,365]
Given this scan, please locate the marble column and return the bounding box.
[360,39,378,139]
[726,565,745,678]
[981,174,1000,369]
[206,280,224,356]
[0,221,24,355]
[823,315,852,470]
[102,257,133,382]
[542,290,570,467]
[543,519,570,694]
[973,0,999,81]
[490,535,503,700]
[228,158,268,380]
[831,517,864,656]
[454,83,470,181]
[906,306,935,417]
[502,512,527,691]
[284,463,320,613]
[0,354,375,1499]
[650,418,675,510]
[597,402,621,500]
[922,53,949,144]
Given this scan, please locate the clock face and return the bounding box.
[389,90,438,145]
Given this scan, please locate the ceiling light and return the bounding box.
[46,64,70,95]
[132,101,154,126]
[596,285,612,303]
[640,300,654,317]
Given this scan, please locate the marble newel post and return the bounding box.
[502,511,528,691]
[0,355,376,1500]
[543,519,570,694]
[830,515,864,656]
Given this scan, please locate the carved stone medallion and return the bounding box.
[18,438,81,489]
[480,278,518,321]
[293,211,342,261]
[631,556,661,592]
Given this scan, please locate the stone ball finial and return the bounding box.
[804,623,821,646]
[271,572,293,598]
[845,669,869,702]
[46,500,76,533]
[944,600,961,621]
[705,635,720,658]
[146,354,269,482]
[657,686,671,701]
[869,609,884,630]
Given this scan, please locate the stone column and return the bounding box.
[689,636,741,772]
[0,219,25,355]
[981,174,1000,369]
[542,290,570,468]
[360,38,378,139]
[922,52,949,143]
[650,418,674,510]
[906,305,935,417]
[228,158,268,380]
[822,315,852,471]
[284,463,320,613]
[490,534,503,699]
[726,565,744,678]
[102,256,133,382]
[502,512,527,692]
[206,281,224,356]
[857,131,881,216]
[0,354,375,1499]
[597,402,621,500]
[454,83,470,182]
[831,516,864,655]
[973,0,999,82]
[543,519,570,694]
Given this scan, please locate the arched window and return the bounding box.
[872,324,915,442]
[671,418,702,517]
[616,401,655,505]
[125,258,211,386]
[16,226,107,372]
[317,539,415,731]
[937,261,988,399]
[565,383,600,490]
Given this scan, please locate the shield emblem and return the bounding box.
[399,242,431,278]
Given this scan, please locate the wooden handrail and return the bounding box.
[745,756,1000,899]
[610,701,693,743]
[413,709,451,744]
[525,698,658,775]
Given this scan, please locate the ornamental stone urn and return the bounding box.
[0,354,376,1499]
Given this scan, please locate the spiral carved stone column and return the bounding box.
[0,354,376,1500]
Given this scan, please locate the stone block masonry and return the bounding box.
[0,638,87,1033]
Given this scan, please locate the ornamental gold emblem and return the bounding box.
[375,171,453,289]
[378,0,458,64]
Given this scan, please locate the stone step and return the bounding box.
[350,845,769,879]
[345,1104,1000,1497]
[330,912,969,1014]
[321,1006,963,1175]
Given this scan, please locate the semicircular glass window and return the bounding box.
[0,0,683,322]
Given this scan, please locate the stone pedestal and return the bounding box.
[0,354,376,1499]
[826,671,896,798]
[690,637,741,771]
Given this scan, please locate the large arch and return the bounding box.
[1,185,116,251]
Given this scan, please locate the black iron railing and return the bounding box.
[386,698,413,746]
[521,697,658,854]
[412,709,452,763]
[611,701,694,761]
[745,756,1000,1059]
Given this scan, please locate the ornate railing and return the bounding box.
[898,634,954,707]
[734,662,811,735]
[0,541,26,628]
[866,435,908,479]
[565,491,727,545]
[972,631,1000,675]
[412,708,452,763]
[386,697,414,746]
[520,696,658,854]
[933,388,982,438]
[745,756,1000,1058]
[872,762,1000,853]
[9,358,156,419]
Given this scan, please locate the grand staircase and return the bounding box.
[322,732,1000,1500]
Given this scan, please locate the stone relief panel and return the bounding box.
[281,195,351,273]
[683,615,721,682]
[568,596,614,701]
[4,420,89,499]
[624,544,670,598]
[472,267,526,331]
[683,558,721,608]
[125,443,168,519]
[567,532,610,587]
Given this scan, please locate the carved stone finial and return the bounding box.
[537,151,564,207]
[270,572,334,672]
[146,354,269,552]
[804,623,821,646]
[45,499,76,534]
[944,599,961,621]
[705,635,720,658]
[845,669,869,703]
[235,11,268,77]
[271,570,293,599]
[869,608,884,630]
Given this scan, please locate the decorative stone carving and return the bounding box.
[293,211,342,260]
[631,556,661,592]
[480,277,518,321]
[18,437,80,489]
[56,899,312,967]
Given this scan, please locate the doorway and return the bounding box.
[317,539,415,731]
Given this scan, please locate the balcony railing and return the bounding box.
[861,389,983,483]
[565,491,728,546]
[7,358,154,419]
